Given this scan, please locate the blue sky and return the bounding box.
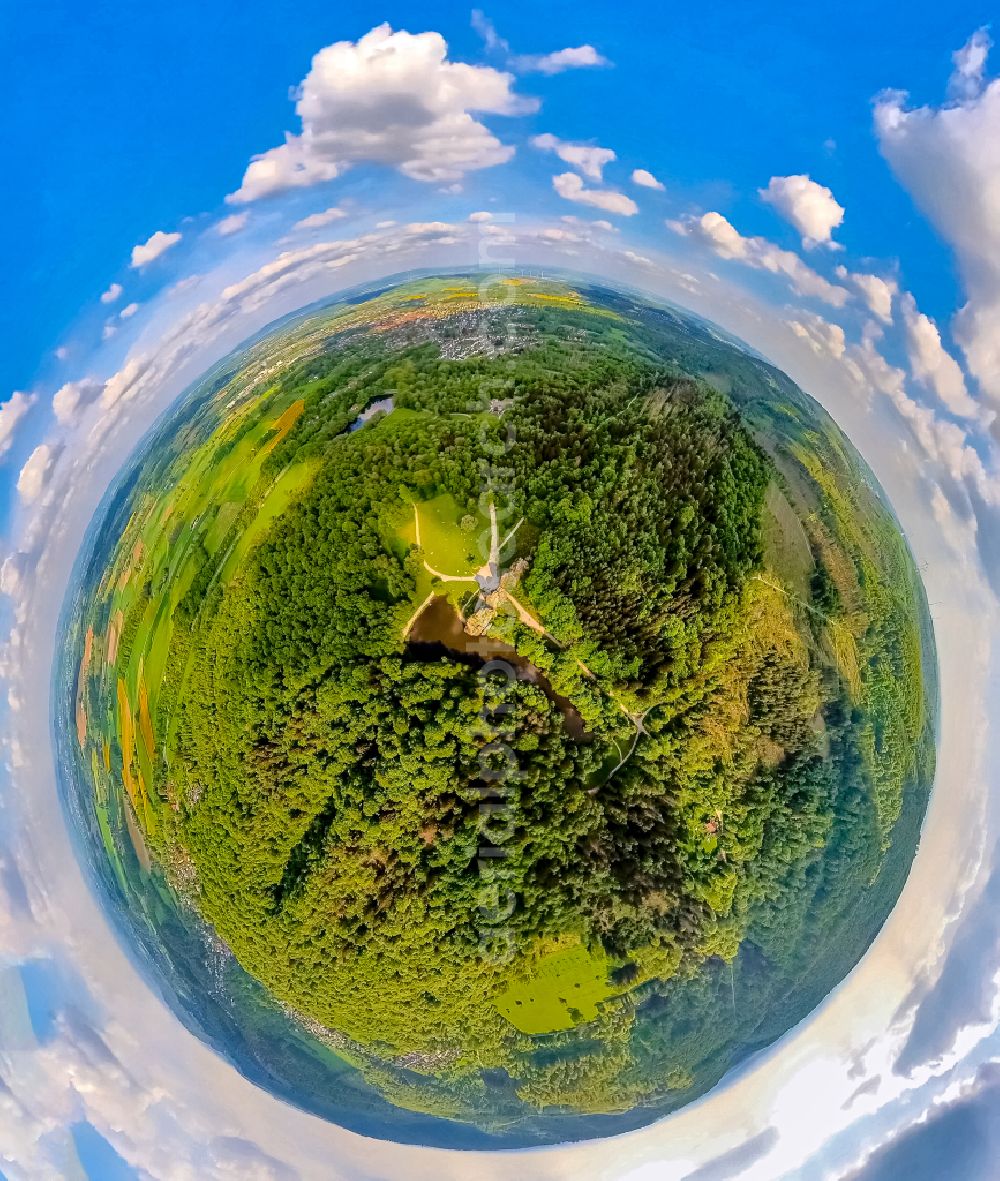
[3,4,1000,1180]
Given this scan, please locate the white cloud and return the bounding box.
[470,9,509,54]
[552,172,638,216]
[836,266,897,323]
[787,312,847,360]
[951,28,992,99]
[669,211,850,305]
[99,282,123,305]
[512,45,608,75]
[52,379,103,425]
[848,322,908,404]
[119,302,140,320]
[168,274,203,298]
[0,554,25,600]
[560,215,617,232]
[228,24,532,201]
[850,328,998,503]
[760,174,845,248]
[621,249,654,269]
[292,206,348,231]
[631,168,665,191]
[0,392,35,459]
[900,292,978,417]
[16,444,60,503]
[215,211,249,236]
[468,210,493,222]
[875,38,1000,404]
[532,133,616,181]
[130,230,182,268]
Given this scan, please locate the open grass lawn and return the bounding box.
[495,938,618,1035]
[398,492,484,578]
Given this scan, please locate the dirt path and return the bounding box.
[499,516,524,556]
[501,585,651,785]
[423,565,477,583]
[475,498,501,590]
[502,589,552,637]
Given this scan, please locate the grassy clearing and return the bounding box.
[495,938,618,1035]
[399,492,484,577]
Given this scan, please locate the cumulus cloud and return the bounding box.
[99,282,123,305]
[631,167,665,190]
[760,174,845,248]
[552,172,638,215]
[52,379,103,426]
[130,230,181,268]
[228,24,533,201]
[468,210,493,222]
[788,312,847,360]
[16,444,60,503]
[836,266,897,323]
[119,302,140,321]
[866,339,999,508]
[950,27,992,100]
[669,211,850,305]
[899,293,978,417]
[845,323,907,404]
[511,45,608,75]
[0,555,26,601]
[0,392,35,459]
[875,35,1000,404]
[291,206,348,231]
[215,212,249,236]
[532,133,616,181]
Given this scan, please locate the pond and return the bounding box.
[349,395,395,431]
[407,595,587,739]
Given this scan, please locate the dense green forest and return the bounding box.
[69,276,935,1129]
